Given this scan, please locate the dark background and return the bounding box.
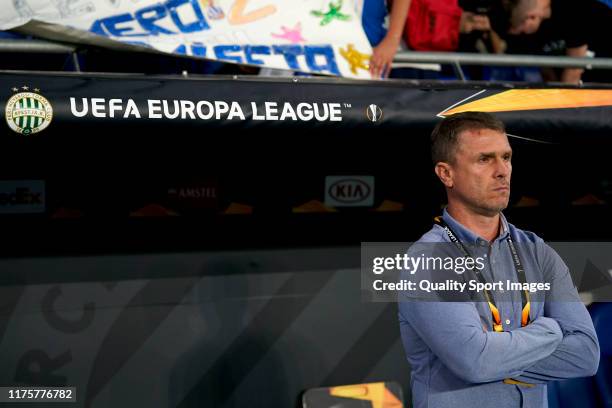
[0,73,611,408]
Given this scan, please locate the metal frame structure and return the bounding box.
[2,38,612,80]
[0,38,81,71]
[394,51,612,81]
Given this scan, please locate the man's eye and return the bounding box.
[479,157,489,162]
[504,155,512,161]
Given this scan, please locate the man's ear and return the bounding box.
[435,162,453,188]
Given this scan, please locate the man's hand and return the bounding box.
[561,45,588,84]
[460,12,491,34]
[370,36,400,78]
[370,0,411,79]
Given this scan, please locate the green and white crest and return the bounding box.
[5,90,53,135]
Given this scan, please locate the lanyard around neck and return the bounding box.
[434,216,531,332]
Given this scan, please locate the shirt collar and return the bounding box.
[441,207,509,244]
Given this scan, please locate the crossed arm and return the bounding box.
[511,244,600,383]
[399,243,600,384]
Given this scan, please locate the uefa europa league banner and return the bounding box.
[2,71,612,137]
[0,0,374,78]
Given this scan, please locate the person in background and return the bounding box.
[355,0,412,78]
[499,0,612,83]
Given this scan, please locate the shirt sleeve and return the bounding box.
[398,299,563,384]
[511,241,600,384]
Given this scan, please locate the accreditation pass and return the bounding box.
[0,387,76,403]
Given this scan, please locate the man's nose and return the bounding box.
[494,159,510,178]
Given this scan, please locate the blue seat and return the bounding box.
[591,302,612,407]
[547,302,611,408]
[547,377,600,408]
[0,31,25,39]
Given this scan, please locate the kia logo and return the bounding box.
[328,179,372,203]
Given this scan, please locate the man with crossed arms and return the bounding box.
[399,111,600,407]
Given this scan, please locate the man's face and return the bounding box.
[448,128,512,216]
[510,0,551,35]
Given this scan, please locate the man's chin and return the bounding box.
[490,202,509,213]
[459,195,509,216]
[475,201,508,216]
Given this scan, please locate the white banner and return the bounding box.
[1,0,374,78]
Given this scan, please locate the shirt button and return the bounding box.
[505,319,511,325]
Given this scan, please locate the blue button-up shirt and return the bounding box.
[398,209,600,408]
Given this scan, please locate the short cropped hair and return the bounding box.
[503,0,538,28]
[431,111,506,165]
